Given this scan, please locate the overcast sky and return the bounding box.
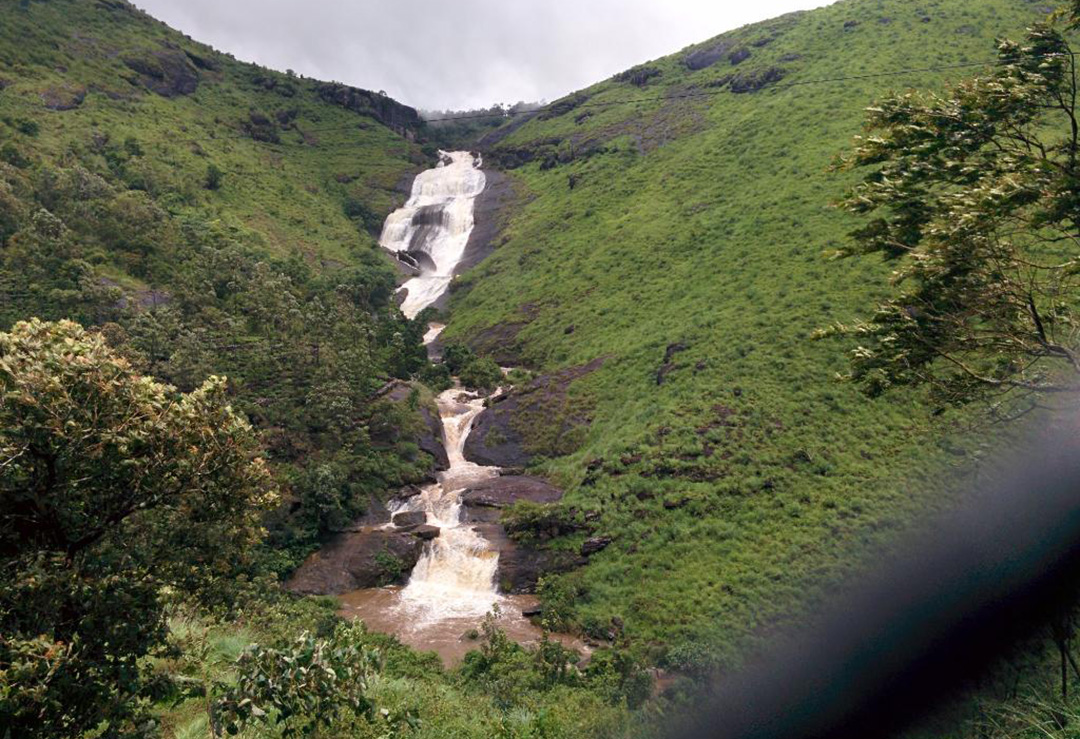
[133,1,834,111]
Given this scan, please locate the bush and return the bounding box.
[205,163,223,190]
[212,622,412,737]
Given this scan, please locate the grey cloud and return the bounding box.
[133,0,832,110]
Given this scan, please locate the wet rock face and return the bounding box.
[123,50,200,97]
[419,407,450,471]
[457,475,577,594]
[285,530,425,595]
[393,511,427,530]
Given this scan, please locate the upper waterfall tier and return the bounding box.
[380,151,486,319]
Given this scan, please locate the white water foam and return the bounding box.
[394,386,502,624]
[380,151,486,319]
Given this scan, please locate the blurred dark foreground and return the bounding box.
[674,412,1080,739]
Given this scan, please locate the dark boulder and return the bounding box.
[581,537,613,557]
[413,525,441,541]
[285,530,424,595]
[393,511,428,530]
[123,49,200,97]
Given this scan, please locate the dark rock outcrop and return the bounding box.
[464,395,533,468]
[657,342,689,386]
[684,42,733,71]
[729,67,788,94]
[581,537,613,557]
[460,476,565,524]
[40,84,87,110]
[461,475,578,594]
[123,49,200,97]
[729,47,752,65]
[285,530,425,595]
[419,407,450,470]
[464,358,605,467]
[615,65,663,87]
[478,522,585,594]
[314,82,422,138]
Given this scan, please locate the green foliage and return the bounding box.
[212,622,402,737]
[827,15,1080,409]
[205,162,223,191]
[443,342,504,390]
[536,575,585,632]
[0,319,275,737]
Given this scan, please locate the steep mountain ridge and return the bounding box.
[446,0,1054,658]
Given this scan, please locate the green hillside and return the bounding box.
[449,0,1053,661]
[0,0,446,566]
[4,0,1079,736]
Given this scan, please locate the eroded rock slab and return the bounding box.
[460,476,565,524]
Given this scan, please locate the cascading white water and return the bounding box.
[381,151,486,319]
[340,157,588,664]
[394,386,502,623]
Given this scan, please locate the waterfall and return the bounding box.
[395,386,502,623]
[380,151,486,319]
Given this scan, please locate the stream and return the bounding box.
[341,152,581,665]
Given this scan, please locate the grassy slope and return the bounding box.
[447,0,1050,657]
[0,0,426,285]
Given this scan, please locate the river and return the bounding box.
[344,151,581,664]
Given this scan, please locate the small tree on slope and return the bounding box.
[0,319,276,737]
[823,6,1080,414]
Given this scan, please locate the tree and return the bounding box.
[824,7,1080,413]
[0,319,276,737]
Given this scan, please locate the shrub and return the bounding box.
[205,163,223,190]
[212,622,410,737]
